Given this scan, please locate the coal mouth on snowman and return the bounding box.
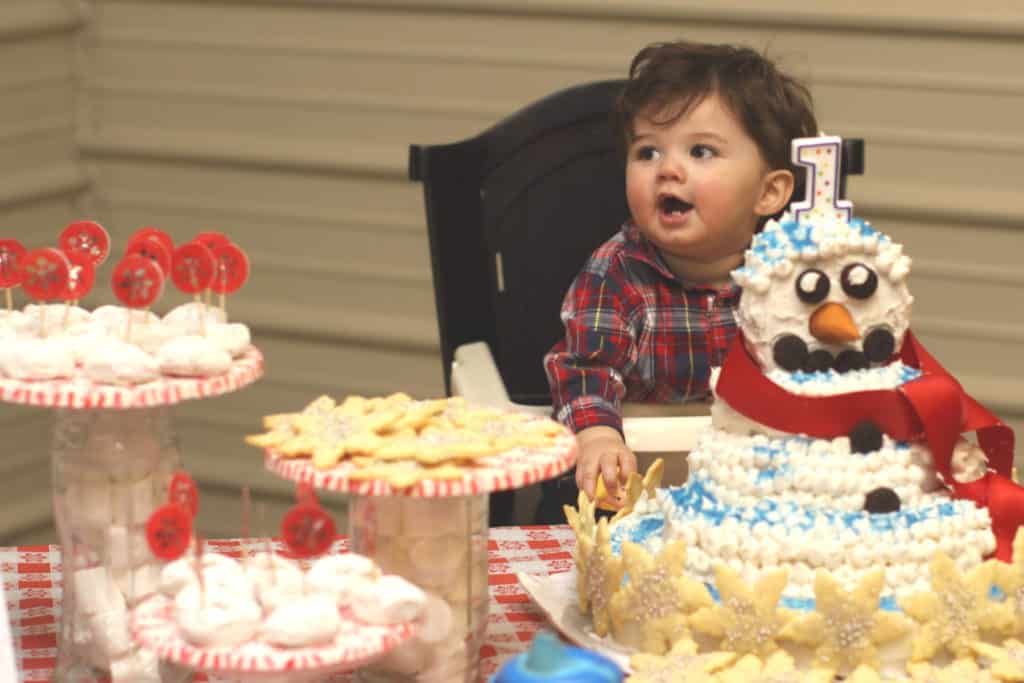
[657,194,693,216]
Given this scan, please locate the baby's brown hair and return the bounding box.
[612,41,818,208]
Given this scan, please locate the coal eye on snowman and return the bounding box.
[795,268,830,304]
[840,262,878,299]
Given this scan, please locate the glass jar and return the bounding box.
[50,406,187,683]
[350,494,489,683]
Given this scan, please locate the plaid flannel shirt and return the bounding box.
[544,222,741,435]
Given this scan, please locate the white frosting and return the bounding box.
[156,335,231,377]
[732,219,913,375]
[614,425,996,605]
[350,575,426,625]
[0,336,75,380]
[82,339,160,385]
[260,595,341,647]
[162,302,226,334]
[205,322,251,358]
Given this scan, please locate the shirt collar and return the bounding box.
[619,222,742,300]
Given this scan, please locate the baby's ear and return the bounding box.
[755,169,795,217]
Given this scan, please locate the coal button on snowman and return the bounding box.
[864,486,901,514]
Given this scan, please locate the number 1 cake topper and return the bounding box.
[790,135,854,225]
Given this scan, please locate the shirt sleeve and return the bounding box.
[543,267,637,435]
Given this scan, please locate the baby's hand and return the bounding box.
[575,426,637,502]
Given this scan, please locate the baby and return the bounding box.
[541,40,818,518]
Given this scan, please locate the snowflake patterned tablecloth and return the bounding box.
[2,525,576,683]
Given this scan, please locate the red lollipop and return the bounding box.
[62,251,96,301]
[193,231,231,253]
[127,226,174,256]
[146,503,193,561]
[171,242,216,294]
[111,255,164,308]
[20,248,70,302]
[0,239,26,289]
[59,220,110,267]
[210,242,249,295]
[281,502,335,558]
[168,471,200,518]
[126,236,172,276]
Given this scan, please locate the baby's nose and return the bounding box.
[657,153,686,181]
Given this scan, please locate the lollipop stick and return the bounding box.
[195,533,206,610]
[39,305,47,338]
[240,485,251,569]
[219,292,226,317]
[4,288,11,313]
[125,308,133,343]
[62,301,71,330]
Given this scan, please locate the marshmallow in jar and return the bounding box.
[350,494,489,683]
[51,407,182,683]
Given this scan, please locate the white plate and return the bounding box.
[516,569,634,673]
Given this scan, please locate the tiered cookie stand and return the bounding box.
[131,574,419,683]
[265,428,577,682]
[0,348,263,683]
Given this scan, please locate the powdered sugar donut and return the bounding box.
[260,595,341,647]
[159,553,245,597]
[205,322,251,358]
[24,303,91,329]
[162,302,226,334]
[350,575,426,625]
[83,339,160,385]
[305,554,380,606]
[125,320,182,356]
[0,336,75,380]
[244,552,305,611]
[156,335,231,377]
[175,585,262,647]
[91,305,160,334]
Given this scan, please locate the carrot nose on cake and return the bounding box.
[809,302,860,344]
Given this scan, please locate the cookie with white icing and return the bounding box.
[305,553,380,606]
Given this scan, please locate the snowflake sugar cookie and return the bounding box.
[781,568,910,673]
[689,564,793,658]
[609,540,712,654]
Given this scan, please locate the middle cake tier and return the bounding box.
[610,427,996,610]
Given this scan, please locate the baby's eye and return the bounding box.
[634,146,660,161]
[690,144,717,160]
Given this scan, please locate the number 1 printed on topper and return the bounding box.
[790,135,854,224]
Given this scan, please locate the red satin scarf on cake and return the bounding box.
[716,330,1020,560]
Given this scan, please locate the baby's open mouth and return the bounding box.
[658,195,693,216]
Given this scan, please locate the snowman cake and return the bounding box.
[566,138,1020,677]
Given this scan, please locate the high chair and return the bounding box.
[408,80,864,524]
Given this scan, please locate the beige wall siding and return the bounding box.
[1,0,1022,541]
[0,0,89,544]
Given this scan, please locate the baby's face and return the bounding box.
[625,93,775,271]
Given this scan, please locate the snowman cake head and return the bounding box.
[731,136,914,374]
